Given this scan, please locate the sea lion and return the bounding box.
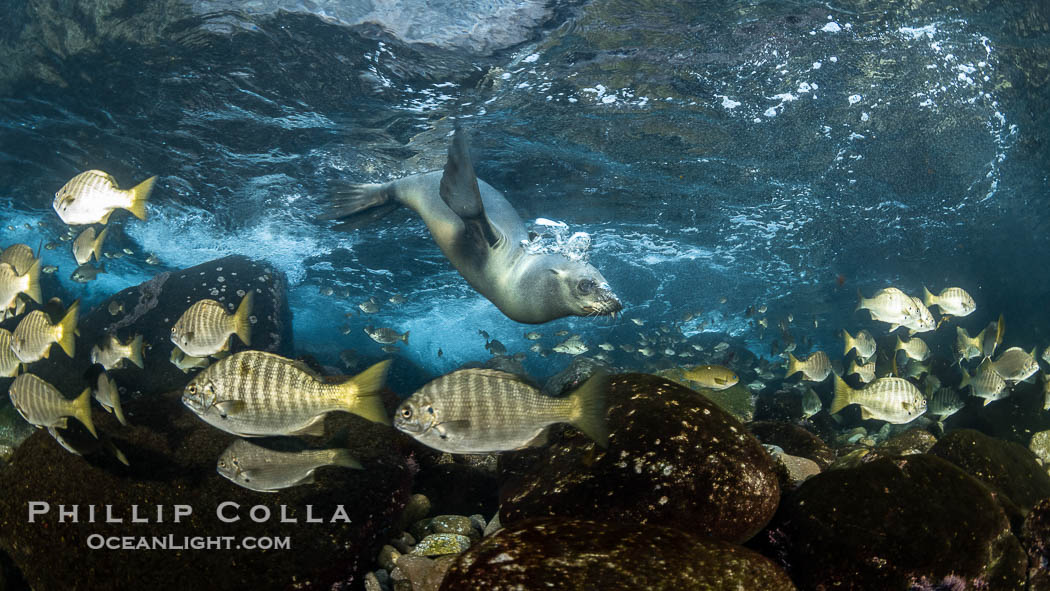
[320,129,622,324]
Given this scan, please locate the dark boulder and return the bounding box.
[499,373,780,544]
[0,387,415,591]
[875,427,937,456]
[440,518,796,591]
[930,429,1050,521]
[748,421,835,469]
[16,255,292,403]
[758,454,1026,590]
[1023,498,1050,591]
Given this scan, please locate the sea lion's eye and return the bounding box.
[400,407,413,419]
[577,279,595,294]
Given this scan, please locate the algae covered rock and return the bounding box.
[1023,498,1050,591]
[0,388,414,590]
[749,421,835,469]
[440,518,796,591]
[930,428,1050,517]
[761,454,1026,590]
[499,373,779,543]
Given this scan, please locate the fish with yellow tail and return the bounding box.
[922,286,975,317]
[681,364,738,390]
[94,372,128,426]
[182,351,391,437]
[11,300,78,363]
[988,347,1039,384]
[0,329,21,377]
[1,244,37,275]
[394,369,609,454]
[980,315,1005,360]
[0,259,41,314]
[831,374,927,424]
[848,359,876,383]
[91,333,144,370]
[954,327,983,365]
[960,360,1008,405]
[53,170,155,225]
[842,329,876,359]
[171,291,253,357]
[785,351,831,382]
[895,336,930,362]
[856,287,920,331]
[8,373,97,439]
[72,227,109,265]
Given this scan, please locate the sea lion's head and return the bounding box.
[547,259,622,318]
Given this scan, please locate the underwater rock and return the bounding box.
[440,517,796,590]
[874,427,937,456]
[1023,498,1050,591]
[759,454,1026,590]
[748,421,835,469]
[13,255,292,406]
[499,373,779,544]
[1030,430,1050,467]
[541,356,614,396]
[696,384,756,423]
[930,429,1050,519]
[769,450,821,489]
[0,388,415,590]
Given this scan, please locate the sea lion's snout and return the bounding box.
[583,283,623,316]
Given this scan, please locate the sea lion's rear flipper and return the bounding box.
[319,182,399,230]
[440,128,502,248]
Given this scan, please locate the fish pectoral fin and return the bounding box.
[289,415,327,437]
[521,427,551,449]
[214,400,246,417]
[434,420,471,440]
[54,416,69,429]
[100,210,113,225]
[982,398,992,406]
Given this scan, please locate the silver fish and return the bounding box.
[843,329,877,359]
[393,369,608,454]
[989,347,1039,384]
[8,373,96,437]
[182,351,391,437]
[71,262,105,283]
[786,351,831,382]
[171,292,254,357]
[217,439,363,492]
[524,331,542,341]
[91,333,144,370]
[856,287,919,329]
[831,374,927,424]
[955,327,983,364]
[363,325,408,345]
[170,347,210,373]
[94,372,128,426]
[72,226,108,265]
[11,302,78,363]
[801,388,822,419]
[1,243,37,275]
[0,260,41,313]
[960,361,1008,405]
[848,359,876,383]
[0,328,21,378]
[922,286,975,317]
[358,298,380,314]
[553,335,588,355]
[895,336,930,362]
[53,170,155,225]
[926,388,964,421]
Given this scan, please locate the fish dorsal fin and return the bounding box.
[458,368,533,386]
[439,128,503,249]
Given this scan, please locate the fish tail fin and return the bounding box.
[113,397,128,427]
[854,289,867,313]
[785,352,801,378]
[233,291,254,347]
[329,449,364,470]
[92,227,109,262]
[895,336,905,352]
[568,371,610,447]
[128,333,145,368]
[73,388,97,438]
[22,258,41,304]
[959,367,971,390]
[995,314,1005,346]
[842,329,855,356]
[126,176,155,221]
[830,374,854,414]
[922,286,936,308]
[339,359,392,425]
[56,300,79,358]
[401,331,409,344]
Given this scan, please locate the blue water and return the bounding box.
[0,0,1047,383]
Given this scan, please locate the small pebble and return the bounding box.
[410,534,472,557]
[390,531,415,554]
[363,571,384,591]
[483,512,502,537]
[378,544,401,572]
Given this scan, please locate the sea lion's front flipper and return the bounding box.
[440,128,502,248]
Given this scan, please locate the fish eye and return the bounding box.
[400,407,413,419]
[218,460,226,469]
[187,384,198,395]
[577,279,595,294]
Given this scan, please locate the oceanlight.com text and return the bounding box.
[86,534,291,551]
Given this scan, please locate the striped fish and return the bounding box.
[926,388,964,420]
[72,226,109,265]
[11,301,78,363]
[182,351,391,437]
[786,351,831,382]
[94,372,128,426]
[922,286,976,317]
[843,328,876,359]
[90,333,144,370]
[989,347,1039,384]
[217,439,363,492]
[393,369,609,454]
[960,361,1008,405]
[53,170,155,225]
[1,244,37,275]
[0,328,21,377]
[848,359,876,383]
[8,373,96,437]
[831,374,927,424]
[171,291,253,357]
[895,336,930,362]
[0,260,41,313]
